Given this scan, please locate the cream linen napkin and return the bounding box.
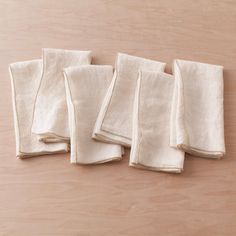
[170,59,225,158]
[93,53,166,147]
[31,48,92,143]
[130,71,184,173]
[9,60,69,158]
[63,65,123,164]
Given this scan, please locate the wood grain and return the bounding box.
[0,0,236,235]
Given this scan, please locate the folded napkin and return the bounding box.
[64,65,123,164]
[9,60,69,158]
[170,59,225,158]
[130,71,185,173]
[93,53,166,147]
[31,48,92,143]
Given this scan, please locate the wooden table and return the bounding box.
[0,0,236,235]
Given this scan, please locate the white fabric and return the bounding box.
[9,60,69,158]
[64,65,123,164]
[170,59,225,158]
[93,53,166,147]
[130,71,184,173]
[31,48,92,143]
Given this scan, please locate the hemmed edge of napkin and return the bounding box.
[9,64,21,156]
[37,133,70,143]
[129,163,183,173]
[177,144,224,159]
[16,149,69,159]
[64,71,77,164]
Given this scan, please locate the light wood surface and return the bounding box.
[0,0,236,235]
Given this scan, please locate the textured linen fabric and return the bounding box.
[93,53,166,147]
[64,65,123,164]
[130,71,185,173]
[31,48,92,143]
[9,60,69,158]
[170,59,225,158]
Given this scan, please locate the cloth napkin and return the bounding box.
[170,59,225,158]
[130,71,185,173]
[63,65,123,164]
[31,48,92,143]
[9,60,69,158]
[93,53,166,147]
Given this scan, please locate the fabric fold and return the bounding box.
[9,60,69,158]
[63,65,123,164]
[130,71,184,173]
[93,53,166,147]
[31,48,92,143]
[170,59,225,158]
